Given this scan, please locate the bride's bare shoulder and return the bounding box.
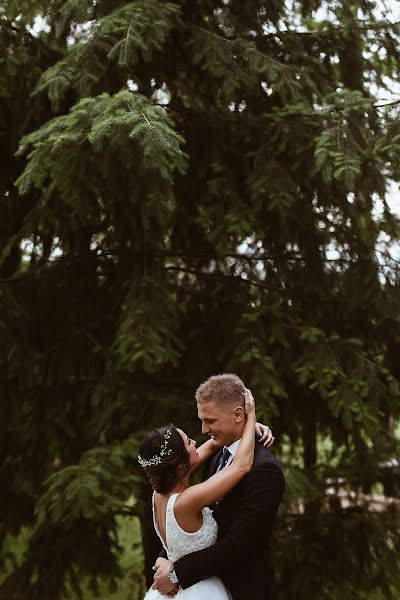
[173,489,203,532]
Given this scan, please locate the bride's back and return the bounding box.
[153,492,218,563]
[154,491,203,540]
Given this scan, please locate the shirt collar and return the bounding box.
[226,438,241,457]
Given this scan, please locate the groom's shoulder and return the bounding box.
[252,443,284,473]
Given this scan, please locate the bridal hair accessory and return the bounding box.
[138,429,173,467]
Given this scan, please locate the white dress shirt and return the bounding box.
[224,438,241,467]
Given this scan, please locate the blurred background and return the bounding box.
[1,0,400,598]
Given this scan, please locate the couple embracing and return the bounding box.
[138,373,285,600]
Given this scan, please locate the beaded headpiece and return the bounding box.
[138,429,173,467]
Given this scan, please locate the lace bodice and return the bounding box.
[152,492,218,562]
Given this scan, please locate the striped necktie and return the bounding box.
[216,447,231,472]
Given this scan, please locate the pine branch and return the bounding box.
[164,265,270,290]
[186,24,299,73]
[273,20,400,36]
[375,99,400,109]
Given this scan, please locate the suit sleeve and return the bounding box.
[173,461,284,589]
[158,548,168,559]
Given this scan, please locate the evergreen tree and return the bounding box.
[1,1,400,598]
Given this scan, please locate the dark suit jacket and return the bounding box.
[173,442,285,600]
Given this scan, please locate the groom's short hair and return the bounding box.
[195,373,246,411]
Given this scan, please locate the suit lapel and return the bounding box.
[204,448,223,480]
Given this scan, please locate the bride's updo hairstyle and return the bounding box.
[138,425,190,494]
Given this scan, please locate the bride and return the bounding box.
[138,389,258,599]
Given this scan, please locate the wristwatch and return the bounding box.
[168,570,179,584]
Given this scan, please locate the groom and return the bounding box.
[153,373,285,600]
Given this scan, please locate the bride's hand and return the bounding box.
[243,388,256,416]
[255,422,275,447]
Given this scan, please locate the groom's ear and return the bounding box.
[233,405,244,423]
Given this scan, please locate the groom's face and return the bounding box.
[197,401,243,447]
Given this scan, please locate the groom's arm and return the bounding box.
[174,462,284,589]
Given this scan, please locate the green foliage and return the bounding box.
[16,90,187,197]
[1,513,146,600]
[114,273,183,372]
[36,443,140,525]
[34,1,181,110]
[1,0,400,598]
[276,508,400,600]
[190,28,309,103]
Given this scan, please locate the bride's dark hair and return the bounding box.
[138,424,190,494]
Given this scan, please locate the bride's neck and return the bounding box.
[166,478,189,496]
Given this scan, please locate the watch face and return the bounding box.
[169,571,178,584]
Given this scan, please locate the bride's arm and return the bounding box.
[188,438,221,477]
[177,390,256,512]
[190,419,274,478]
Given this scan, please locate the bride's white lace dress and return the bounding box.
[144,492,231,600]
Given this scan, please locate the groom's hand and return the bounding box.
[152,557,177,595]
